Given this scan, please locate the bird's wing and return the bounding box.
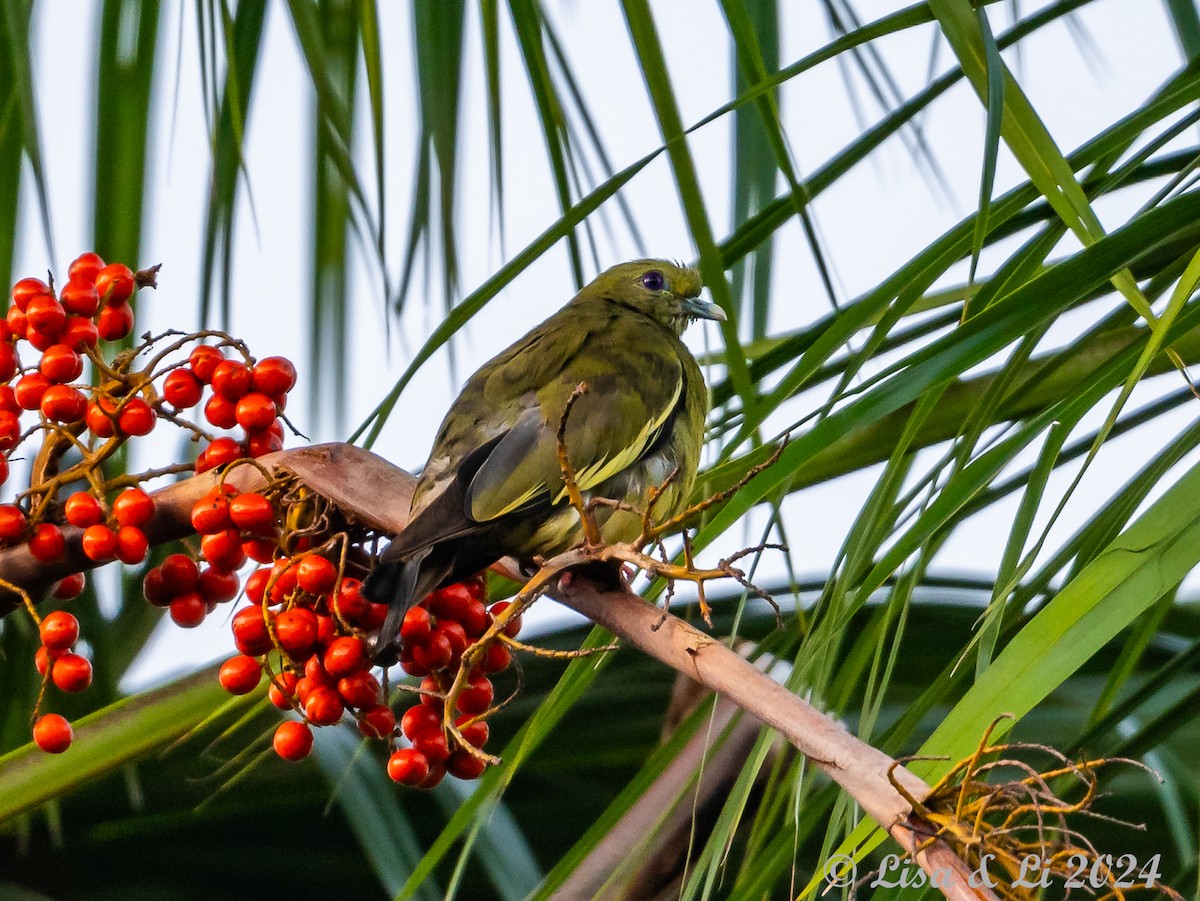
[464,315,686,522]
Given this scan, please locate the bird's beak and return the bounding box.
[681,297,727,322]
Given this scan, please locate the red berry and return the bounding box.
[232,606,273,656]
[117,397,156,435]
[200,528,246,570]
[0,504,25,542]
[52,572,86,600]
[26,325,58,352]
[400,606,432,643]
[488,601,523,638]
[51,652,93,692]
[115,525,149,564]
[11,277,50,310]
[81,524,118,562]
[85,398,117,437]
[446,750,488,780]
[59,278,100,316]
[160,553,200,592]
[68,251,105,283]
[304,654,333,686]
[430,583,473,620]
[198,566,240,604]
[363,602,389,631]
[252,356,297,397]
[411,632,454,672]
[211,360,251,401]
[218,655,262,695]
[15,372,51,410]
[0,385,19,414]
[28,523,65,561]
[191,490,232,534]
[296,555,337,595]
[64,491,104,527]
[196,436,243,472]
[358,704,396,739]
[337,670,381,709]
[96,302,134,340]
[0,410,18,452]
[246,427,284,457]
[460,600,490,637]
[33,713,73,753]
[228,493,275,534]
[96,297,133,337]
[168,591,208,628]
[304,685,345,725]
[419,766,446,790]
[315,613,336,649]
[267,559,300,604]
[398,647,428,677]
[142,567,171,606]
[112,487,154,528]
[234,392,276,431]
[61,315,99,351]
[401,705,441,741]
[273,720,313,761]
[244,567,271,604]
[419,675,445,707]
[456,716,489,749]
[0,343,17,382]
[456,674,495,716]
[188,345,224,383]
[39,610,79,651]
[6,305,28,339]
[39,344,83,383]
[243,537,276,564]
[41,385,88,423]
[387,748,430,785]
[478,641,511,675]
[292,676,316,706]
[95,263,134,305]
[25,295,66,335]
[35,644,61,674]
[203,394,238,429]
[162,368,202,408]
[275,607,319,658]
[435,619,468,662]
[332,578,367,623]
[268,672,299,709]
[411,728,451,766]
[322,636,366,678]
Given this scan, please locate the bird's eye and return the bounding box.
[641,270,666,291]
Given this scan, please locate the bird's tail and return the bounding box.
[363,547,452,663]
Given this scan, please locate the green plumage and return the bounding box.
[364,260,724,658]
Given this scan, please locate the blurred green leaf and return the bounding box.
[92,0,162,268]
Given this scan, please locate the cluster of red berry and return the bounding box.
[179,484,394,758]
[2,254,298,754]
[386,582,520,787]
[11,256,521,788]
[29,609,92,752]
[5,255,157,444]
[195,483,521,788]
[142,551,240,628]
[169,346,295,471]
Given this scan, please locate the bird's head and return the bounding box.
[576,259,726,335]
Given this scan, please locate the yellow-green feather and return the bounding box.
[364,259,716,659]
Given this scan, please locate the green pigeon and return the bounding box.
[364,259,724,658]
